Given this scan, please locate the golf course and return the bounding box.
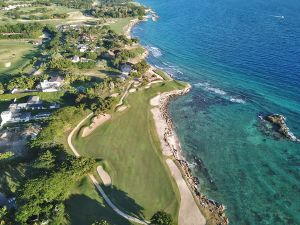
[71,80,187,224]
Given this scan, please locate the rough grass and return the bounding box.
[0,40,37,78]
[73,81,187,222]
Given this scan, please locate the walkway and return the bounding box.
[67,114,149,225]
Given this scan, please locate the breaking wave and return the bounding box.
[194,82,246,104]
[146,45,162,57]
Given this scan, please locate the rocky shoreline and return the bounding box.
[263,114,300,142]
[158,84,229,225]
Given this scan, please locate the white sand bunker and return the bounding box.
[166,159,206,225]
[110,93,119,98]
[82,114,111,137]
[150,95,160,106]
[97,166,112,186]
[117,105,127,112]
[4,62,11,68]
[129,88,136,93]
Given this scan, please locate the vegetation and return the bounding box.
[150,211,174,225]
[73,81,186,220]
[0,23,44,39]
[0,152,14,160]
[88,3,145,18]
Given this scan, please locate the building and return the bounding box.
[1,111,31,127]
[40,76,64,92]
[120,63,132,77]
[72,55,80,63]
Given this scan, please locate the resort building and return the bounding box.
[39,76,64,92]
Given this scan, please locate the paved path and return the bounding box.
[67,114,149,225]
[166,159,206,225]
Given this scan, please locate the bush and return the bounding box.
[150,211,174,225]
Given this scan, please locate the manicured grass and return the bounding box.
[109,18,133,34]
[0,40,37,78]
[73,81,187,221]
[65,177,134,225]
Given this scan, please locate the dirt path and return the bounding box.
[166,159,206,225]
[67,113,149,225]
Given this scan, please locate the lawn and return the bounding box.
[109,17,134,34]
[65,177,135,225]
[73,80,187,222]
[0,40,38,79]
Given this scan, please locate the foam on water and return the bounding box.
[145,45,162,57]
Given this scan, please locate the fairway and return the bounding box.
[73,81,186,222]
[0,40,37,78]
[109,18,133,34]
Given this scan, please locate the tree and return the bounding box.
[0,152,14,161]
[0,82,4,94]
[150,211,174,225]
[92,219,110,225]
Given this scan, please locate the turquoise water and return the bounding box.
[132,0,300,224]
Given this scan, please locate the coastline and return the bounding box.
[129,12,229,224]
[150,85,229,225]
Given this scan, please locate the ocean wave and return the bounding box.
[194,82,246,104]
[206,87,227,95]
[146,45,162,57]
[230,98,246,104]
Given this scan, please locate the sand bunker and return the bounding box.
[97,166,112,186]
[82,114,111,137]
[129,88,136,93]
[166,159,206,225]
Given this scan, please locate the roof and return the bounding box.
[49,76,64,83]
[27,96,40,104]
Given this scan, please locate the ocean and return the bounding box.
[132,0,300,224]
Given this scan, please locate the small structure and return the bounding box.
[78,44,88,53]
[120,63,132,77]
[40,76,64,92]
[1,111,31,126]
[72,55,80,63]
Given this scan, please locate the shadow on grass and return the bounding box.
[102,184,146,220]
[99,70,120,76]
[65,188,133,225]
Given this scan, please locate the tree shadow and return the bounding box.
[65,192,132,225]
[102,184,146,220]
[99,70,121,77]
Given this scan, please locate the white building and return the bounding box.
[1,111,31,127]
[40,76,64,92]
[72,55,80,63]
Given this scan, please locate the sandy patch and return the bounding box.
[129,88,136,93]
[4,62,11,68]
[97,166,112,186]
[150,95,160,106]
[110,93,119,98]
[117,105,128,112]
[166,159,206,225]
[82,114,111,137]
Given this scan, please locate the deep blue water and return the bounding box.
[132,0,300,224]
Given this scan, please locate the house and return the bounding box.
[72,55,80,63]
[1,111,31,127]
[40,76,64,92]
[78,44,88,53]
[120,63,132,77]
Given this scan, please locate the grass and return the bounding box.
[0,40,38,79]
[109,17,134,34]
[73,80,187,222]
[65,177,135,225]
